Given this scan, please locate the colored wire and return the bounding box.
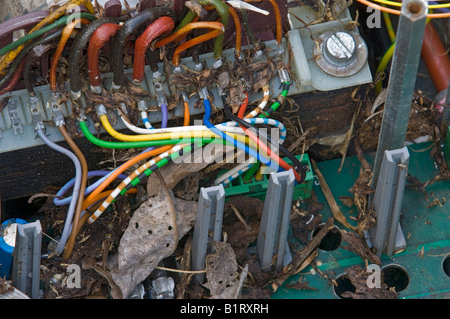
[202,98,276,171]
[213,158,256,185]
[172,0,229,59]
[50,18,93,92]
[382,10,396,43]
[223,94,305,182]
[120,115,285,139]
[58,125,89,257]
[0,7,96,76]
[69,16,121,96]
[172,29,224,66]
[87,143,192,223]
[259,82,290,118]
[154,21,225,48]
[54,171,129,206]
[204,4,242,57]
[0,58,25,96]
[99,113,245,142]
[371,0,450,9]
[375,41,395,94]
[36,128,82,255]
[79,119,224,149]
[133,16,175,84]
[244,0,283,45]
[183,101,190,126]
[62,144,173,259]
[356,0,450,18]
[0,28,63,90]
[244,85,271,118]
[87,23,122,89]
[111,7,176,88]
[227,5,242,57]
[430,1,450,12]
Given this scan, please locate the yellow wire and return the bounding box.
[99,114,256,146]
[357,0,450,18]
[371,0,450,9]
[375,11,433,94]
[382,10,396,42]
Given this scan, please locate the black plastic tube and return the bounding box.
[111,7,176,88]
[221,95,308,182]
[68,17,121,95]
[0,28,63,89]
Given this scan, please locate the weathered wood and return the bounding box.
[0,134,108,200]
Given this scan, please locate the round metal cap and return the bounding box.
[315,30,368,78]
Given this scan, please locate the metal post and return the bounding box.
[257,170,295,272]
[370,147,410,256]
[11,220,42,299]
[372,0,428,190]
[191,185,225,281]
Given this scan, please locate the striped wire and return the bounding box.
[87,143,192,223]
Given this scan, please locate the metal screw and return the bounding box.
[323,31,356,65]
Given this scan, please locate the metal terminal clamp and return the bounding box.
[30,99,45,132]
[49,93,65,127]
[8,98,24,135]
[278,68,291,84]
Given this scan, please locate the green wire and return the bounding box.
[259,83,290,118]
[120,144,195,196]
[79,120,227,149]
[242,82,291,180]
[174,0,229,59]
[0,13,97,57]
[242,160,261,182]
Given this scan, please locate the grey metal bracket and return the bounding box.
[370,147,410,256]
[191,185,225,282]
[11,220,42,299]
[7,98,23,135]
[256,170,296,272]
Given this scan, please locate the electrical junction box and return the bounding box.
[0,7,371,154]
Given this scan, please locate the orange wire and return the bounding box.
[174,15,201,42]
[227,5,242,56]
[172,29,224,66]
[356,0,450,18]
[245,0,282,45]
[238,93,302,182]
[49,18,91,92]
[81,145,172,211]
[201,5,242,56]
[63,145,172,259]
[183,101,190,126]
[154,21,225,49]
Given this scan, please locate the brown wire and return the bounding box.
[58,125,88,260]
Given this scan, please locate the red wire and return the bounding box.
[87,23,122,88]
[0,59,25,96]
[133,16,175,83]
[238,92,302,182]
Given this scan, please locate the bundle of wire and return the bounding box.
[0,0,302,260]
[356,0,450,18]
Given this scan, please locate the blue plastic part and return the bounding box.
[0,218,27,279]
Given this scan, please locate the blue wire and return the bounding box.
[202,98,279,172]
[54,170,129,206]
